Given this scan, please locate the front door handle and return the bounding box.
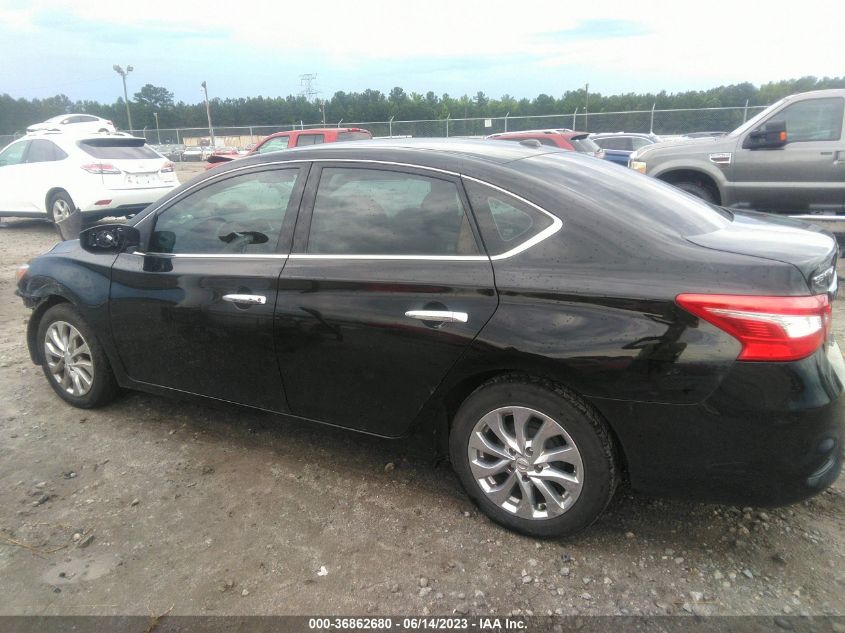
[405,309,468,323]
[835,150,845,166]
[222,294,267,305]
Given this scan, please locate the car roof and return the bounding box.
[487,129,586,140]
[264,127,369,139]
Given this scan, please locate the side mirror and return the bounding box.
[80,224,141,254]
[744,120,788,149]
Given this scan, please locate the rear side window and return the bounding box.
[307,167,479,256]
[569,136,601,153]
[594,137,630,151]
[25,139,67,163]
[78,139,160,160]
[337,131,372,141]
[297,134,325,146]
[464,180,554,255]
[772,97,844,142]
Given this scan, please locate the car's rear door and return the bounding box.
[731,95,845,213]
[109,164,307,411]
[274,162,498,436]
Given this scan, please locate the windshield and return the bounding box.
[728,97,787,137]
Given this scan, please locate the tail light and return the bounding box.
[676,294,831,362]
[160,162,175,173]
[81,163,121,175]
[16,263,29,283]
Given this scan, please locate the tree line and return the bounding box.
[1,76,843,136]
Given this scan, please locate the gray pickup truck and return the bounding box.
[629,89,845,214]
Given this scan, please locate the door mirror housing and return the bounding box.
[80,224,141,253]
[744,120,788,149]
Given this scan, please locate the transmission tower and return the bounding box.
[299,73,319,100]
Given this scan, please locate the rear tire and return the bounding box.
[47,191,76,224]
[37,303,118,408]
[449,375,619,538]
[673,181,717,204]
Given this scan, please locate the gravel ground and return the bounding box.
[0,164,843,617]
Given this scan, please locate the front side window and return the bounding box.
[464,179,554,255]
[767,97,844,143]
[150,169,300,254]
[630,137,652,150]
[0,141,28,167]
[297,134,325,146]
[307,167,479,256]
[258,136,290,153]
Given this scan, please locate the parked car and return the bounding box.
[590,132,660,165]
[629,89,845,212]
[486,130,605,158]
[180,146,211,161]
[0,132,179,223]
[207,128,373,167]
[26,114,116,135]
[15,139,842,538]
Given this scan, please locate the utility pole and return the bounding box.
[153,111,161,144]
[201,81,215,147]
[585,82,590,131]
[112,64,134,131]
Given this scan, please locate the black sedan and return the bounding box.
[15,139,844,537]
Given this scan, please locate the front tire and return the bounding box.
[450,375,619,538]
[47,191,76,224]
[37,304,118,408]
[673,181,717,204]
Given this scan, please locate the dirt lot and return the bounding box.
[0,165,843,618]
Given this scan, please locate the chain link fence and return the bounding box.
[1,105,769,150]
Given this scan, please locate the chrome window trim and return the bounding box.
[133,159,562,261]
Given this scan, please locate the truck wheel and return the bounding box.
[674,181,717,204]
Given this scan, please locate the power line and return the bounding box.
[299,73,318,100]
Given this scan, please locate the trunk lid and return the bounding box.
[686,210,838,294]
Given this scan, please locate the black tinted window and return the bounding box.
[570,137,601,153]
[79,139,160,159]
[150,169,300,254]
[297,134,324,146]
[308,167,479,256]
[594,137,630,151]
[25,139,66,163]
[337,131,371,141]
[772,97,844,142]
[464,180,554,255]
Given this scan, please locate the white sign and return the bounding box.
[484,119,492,128]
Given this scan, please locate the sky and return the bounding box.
[0,0,841,104]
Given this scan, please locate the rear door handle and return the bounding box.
[405,309,468,323]
[222,294,267,305]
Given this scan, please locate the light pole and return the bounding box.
[112,64,134,132]
[153,111,161,144]
[201,81,216,147]
[584,82,590,131]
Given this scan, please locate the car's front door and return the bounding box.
[731,96,845,213]
[275,163,498,436]
[0,140,32,214]
[109,165,307,411]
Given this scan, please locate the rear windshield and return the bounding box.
[78,138,160,160]
[515,152,731,237]
[337,131,372,141]
[568,136,601,153]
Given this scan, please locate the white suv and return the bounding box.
[0,133,179,223]
[26,114,116,135]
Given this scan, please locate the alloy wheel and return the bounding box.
[52,198,72,223]
[44,321,94,396]
[467,406,583,519]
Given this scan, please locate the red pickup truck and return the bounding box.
[207,127,372,167]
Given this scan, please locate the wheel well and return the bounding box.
[44,187,70,212]
[657,169,721,203]
[438,369,629,479]
[27,295,70,364]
